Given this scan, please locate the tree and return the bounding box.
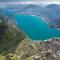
[0,15,8,43]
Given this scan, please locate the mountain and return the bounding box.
[46,4,60,18]
[18,4,50,16]
[0,3,60,18]
[46,4,60,8]
[17,4,55,19]
[45,4,60,29]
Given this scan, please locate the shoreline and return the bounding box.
[28,37,60,43]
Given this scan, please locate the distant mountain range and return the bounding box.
[0,3,60,29]
[2,4,60,19]
[0,4,60,18]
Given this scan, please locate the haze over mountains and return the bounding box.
[0,0,60,2]
[0,3,60,19]
[0,3,60,29]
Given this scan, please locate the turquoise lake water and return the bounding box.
[15,14,60,40]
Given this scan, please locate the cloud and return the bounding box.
[0,1,60,6]
[0,0,60,5]
[0,0,60,2]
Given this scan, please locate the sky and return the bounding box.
[0,0,60,5]
[0,0,60,2]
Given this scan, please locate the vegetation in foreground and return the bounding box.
[0,15,60,60]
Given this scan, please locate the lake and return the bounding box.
[15,14,60,40]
